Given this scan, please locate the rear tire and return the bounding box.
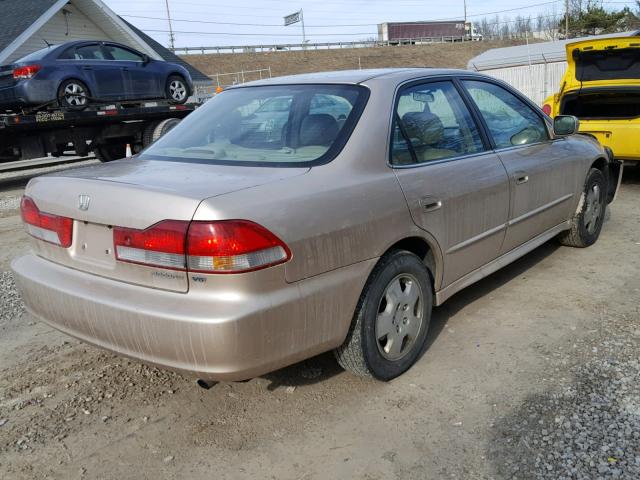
[93,142,127,162]
[558,168,607,248]
[57,79,90,110]
[142,118,181,147]
[166,75,189,104]
[334,250,433,381]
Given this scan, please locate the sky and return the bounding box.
[101,0,637,49]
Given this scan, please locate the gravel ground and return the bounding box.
[0,271,24,325]
[492,297,640,479]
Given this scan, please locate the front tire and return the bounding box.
[558,167,607,248]
[166,75,189,104]
[57,79,90,110]
[334,250,433,381]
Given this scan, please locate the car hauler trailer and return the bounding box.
[0,100,194,163]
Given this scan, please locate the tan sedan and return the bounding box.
[12,69,621,382]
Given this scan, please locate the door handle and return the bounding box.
[515,174,529,185]
[81,66,92,70]
[420,198,442,212]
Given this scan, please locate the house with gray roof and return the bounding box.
[0,0,211,88]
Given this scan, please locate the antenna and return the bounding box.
[41,37,52,47]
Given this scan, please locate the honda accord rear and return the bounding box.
[12,81,376,381]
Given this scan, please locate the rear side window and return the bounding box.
[391,80,484,166]
[104,45,144,62]
[140,84,368,167]
[462,80,549,149]
[73,44,105,60]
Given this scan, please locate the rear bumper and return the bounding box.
[12,254,373,381]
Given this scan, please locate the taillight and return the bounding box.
[13,64,41,79]
[113,220,188,270]
[542,104,552,116]
[186,220,291,273]
[113,220,290,274]
[20,196,73,248]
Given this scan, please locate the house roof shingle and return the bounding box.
[0,0,58,54]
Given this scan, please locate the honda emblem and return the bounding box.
[78,194,90,211]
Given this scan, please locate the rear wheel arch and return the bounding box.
[381,235,443,291]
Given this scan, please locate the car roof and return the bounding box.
[240,68,479,86]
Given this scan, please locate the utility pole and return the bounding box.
[165,0,175,50]
[565,0,569,39]
[463,0,467,41]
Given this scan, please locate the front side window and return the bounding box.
[462,80,549,149]
[391,81,484,166]
[73,44,105,60]
[104,45,144,62]
[140,84,368,166]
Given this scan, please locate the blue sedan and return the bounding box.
[0,40,193,110]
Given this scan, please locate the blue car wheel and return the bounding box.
[57,79,90,110]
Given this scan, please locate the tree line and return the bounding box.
[475,0,640,40]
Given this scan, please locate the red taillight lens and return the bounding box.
[13,64,41,79]
[186,220,291,273]
[112,219,291,273]
[113,220,189,270]
[20,196,73,248]
[542,104,552,116]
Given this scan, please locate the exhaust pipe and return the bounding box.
[196,379,217,390]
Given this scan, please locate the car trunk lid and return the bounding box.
[564,37,640,92]
[0,64,16,89]
[24,159,309,292]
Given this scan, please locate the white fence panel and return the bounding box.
[480,61,568,105]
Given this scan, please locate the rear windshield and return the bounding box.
[15,46,57,63]
[574,48,640,81]
[139,84,368,167]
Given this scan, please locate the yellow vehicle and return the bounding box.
[542,36,640,165]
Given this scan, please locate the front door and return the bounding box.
[461,79,581,254]
[391,79,510,287]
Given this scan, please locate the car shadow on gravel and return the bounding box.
[260,240,561,390]
[424,240,561,353]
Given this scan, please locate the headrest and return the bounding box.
[402,112,444,145]
[299,114,339,147]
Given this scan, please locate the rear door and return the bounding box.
[71,43,126,100]
[461,79,580,254]
[102,44,162,99]
[391,79,510,287]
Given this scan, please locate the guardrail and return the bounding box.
[175,36,472,55]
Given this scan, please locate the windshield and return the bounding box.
[140,84,368,166]
[16,46,57,63]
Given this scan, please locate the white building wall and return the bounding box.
[477,61,568,105]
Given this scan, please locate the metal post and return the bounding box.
[463,0,467,41]
[164,0,175,50]
[565,0,569,39]
[300,9,306,45]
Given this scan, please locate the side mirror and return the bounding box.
[553,115,580,136]
[141,54,150,64]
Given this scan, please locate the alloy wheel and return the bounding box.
[169,80,187,102]
[583,183,602,234]
[375,273,424,361]
[63,82,88,106]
